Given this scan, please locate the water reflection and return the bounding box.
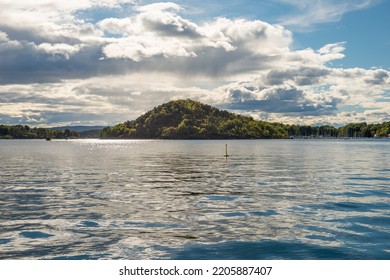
[0,139,389,259]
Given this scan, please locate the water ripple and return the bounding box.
[1,139,389,259]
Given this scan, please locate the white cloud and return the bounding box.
[0,74,214,126]
[36,43,82,59]
[318,43,346,62]
[0,1,388,126]
[98,18,134,35]
[0,0,131,44]
[135,2,181,12]
[98,9,293,78]
[102,36,197,61]
[0,0,136,13]
[277,0,378,29]
[0,31,8,41]
[99,7,235,61]
[212,61,390,124]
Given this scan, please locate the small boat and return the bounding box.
[45,137,51,141]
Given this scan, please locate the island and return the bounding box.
[0,125,101,139]
[100,99,390,139]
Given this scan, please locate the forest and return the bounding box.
[100,99,390,139]
[0,125,80,139]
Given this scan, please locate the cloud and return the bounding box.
[317,43,346,62]
[136,2,182,12]
[364,69,389,85]
[98,4,294,65]
[277,0,378,29]
[36,43,83,59]
[0,1,389,126]
[218,81,341,116]
[0,74,213,126]
[266,67,330,86]
[0,30,21,49]
[210,46,389,122]
[97,18,134,35]
[0,0,131,43]
[1,2,295,82]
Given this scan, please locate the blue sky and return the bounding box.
[0,0,389,126]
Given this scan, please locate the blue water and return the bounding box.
[0,139,389,259]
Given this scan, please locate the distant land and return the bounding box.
[100,99,390,139]
[49,126,105,132]
[0,125,102,139]
[1,99,389,139]
[50,126,104,138]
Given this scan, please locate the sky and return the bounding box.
[0,0,389,127]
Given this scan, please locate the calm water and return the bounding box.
[1,139,389,260]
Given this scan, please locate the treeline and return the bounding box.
[286,122,390,138]
[0,124,80,139]
[100,99,390,139]
[338,122,390,138]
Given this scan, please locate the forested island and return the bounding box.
[1,99,389,139]
[100,99,390,139]
[0,125,100,139]
[0,125,79,139]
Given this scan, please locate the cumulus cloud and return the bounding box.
[0,0,126,42]
[364,69,389,85]
[99,10,231,61]
[0,2,295,82]
[214,63,389,124]
[0,1,389,126]
[97,3,294,66]
[218,80,341,116]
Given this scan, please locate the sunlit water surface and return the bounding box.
[1,139,389,259]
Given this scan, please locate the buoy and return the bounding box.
[224,144,229,157]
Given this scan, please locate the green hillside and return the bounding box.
[100,99,288,139]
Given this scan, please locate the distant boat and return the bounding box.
[45,137,51,141]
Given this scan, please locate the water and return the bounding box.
[0,139,389,259]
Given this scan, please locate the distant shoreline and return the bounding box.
[1,100,389,140]
[2,137,390,141]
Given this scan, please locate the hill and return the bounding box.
[100,99,288,139]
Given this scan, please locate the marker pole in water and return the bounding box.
[224,144,229,157]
